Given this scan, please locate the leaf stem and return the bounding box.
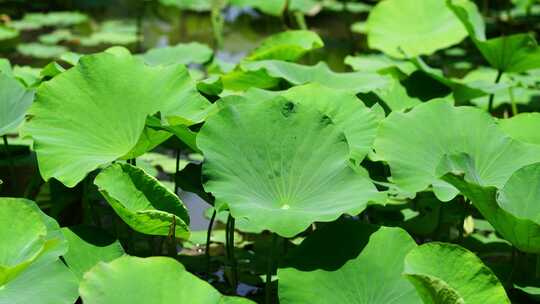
[487,70,503,113]
[205,209,217,279]
[226,213,238,290]
[265,233,278,304]
[2,135,16,191]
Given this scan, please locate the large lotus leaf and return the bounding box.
[94,163,190,238]
[439,161,540,252]
[279,221,420,303]
[244,83,380,162]
[403,242,510,303]
[0,259,79,304]
[229,0,287,16]
[197,96,382,237]
[374,100,540,201]
[0,73,33,136]
[498,113,540,145]
[80,256,255,303]
[142,42,213,66]
[242,60,390,94]
[366,0,468,58]
[62,226,125,281]
[244,30,323,62]
[448,0,540,73]
[22,50,209,187]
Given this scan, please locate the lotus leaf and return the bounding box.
[374,100,540,201]
[142,42,213,66]
[244,30,323,62]
[198,96,382,237]
[0,198,77,304]
[440,161,540,252]
[244,83,381,162]
[279,221,420,303]
[448,0,540,73]
[94,163,190,238]
[366,0,469,58]
[499,113,540,145]
[0,73,34,136]
[404,242,510,303]
[241,60,390,93]
[62,226,125,281]
[22,50,209,187]
[79,256,255,303]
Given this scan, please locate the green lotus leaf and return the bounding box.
[0,199,48,285]
[229,0,287,16]
[13,65,41,87]
[62,226,125,281]
[16,43,68,59]
[198,96,382,237]
[410,57,506,102]
[344,54,416,75]
[38,29,73,45]
[448,0,540,73]
[366,0,469,58]
[11,11,88,31]
[374,100,540,201]
[241,60,391,93]
[159,0,212,12]
[498,113,540,145]
[142,42,213,66]
[121,127,172,160]
[0,198,76,304]
[279,220,420,303]
[94,163,190,238]
[79,255,255,303]
[78,20,137,47]
[221,69,280,91]
[22,50,209,187]
[460,68,532,109]
[244,30,323,62]
[243,83,381,162]
[0,26,18,41]
[403,242,510,303]
[0,73,34,136]
[440,161,540,252]
[0,259,79,304]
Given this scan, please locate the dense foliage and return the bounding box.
[1,0,540,303]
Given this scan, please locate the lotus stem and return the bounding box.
[226,213,238,290]
[293,11,308,30]
[167,216,177,257]
[487,70,503,113]
[174,149,180,195]
[265,233,278,304]
[205,209,217,279]
[2,135,16,191]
